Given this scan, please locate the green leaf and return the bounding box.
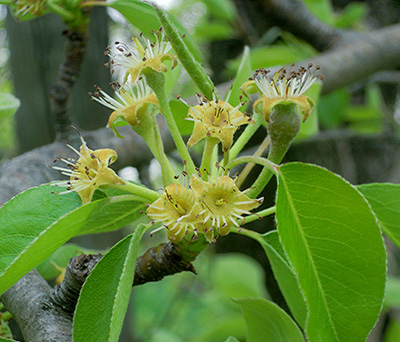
[385,319,400,342]
[0,93,20,118]
[357,183,400,249]
[109,0,201,61]
[201,0,236,21]
[73,225,147,342]
[303,0,335,25]
[193,21,233,42]
[235,297,304,342]
[211,254,267,298]
[276,163,386,342]
[169,99,193,136]
[0,338,19,342]
[0,319,13,340]
[0,185,145,295]
[223,337,240,342]
[335,3,369,29]
[261,231,307,328]
[384,277,400,309]
[295,81,322,140]
[228,46,252,109]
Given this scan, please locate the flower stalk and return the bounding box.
[144,69,196,176]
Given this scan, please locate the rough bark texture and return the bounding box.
[134,242,196,286]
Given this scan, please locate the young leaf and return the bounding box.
[357,183,400,249]
[73,225,148,342]
[0,185,145,295]
[261,231,307,328]
[276,163,386,342]
[228,46,252,108]
[384,319,400,342]
[384,277,400,309]
[0,93,20,118]
[211,254,267,298]
[234,297,304,342]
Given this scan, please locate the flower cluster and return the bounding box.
[242,64,321,122]
[52,133,125,204]
[107,28,177,83]
[146,171,262,243]
[179,92,253,153]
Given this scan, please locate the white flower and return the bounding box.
[254,64,320,99]
[108,28,177,83]
[91,78,159,136]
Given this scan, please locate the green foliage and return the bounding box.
[385,319,400,342]
[0,93,19,119]
[384,277,400,309]
[0,185,145,295]
[229,46,252,109]
[73,225,147,342]
[0,320,13,340]
[275,163,386,341]
[234,297,304,342]
[132,253,267,342]
[211,254,267,298]
[261,231,307,328]
[358,183,400,249]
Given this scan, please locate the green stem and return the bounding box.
[241,206,276,225]
[47,0,76,21]
[230,226,264,245]
[153,118,176,186]
[200,138,218,179]
[153,4,217,99]
[246,104,300,198]
[235,136,270,187]
[229,111,264,161]
[134,114,175,186]
[80,1,106,7]
[1,311,12,321]
[225,156,277,174]
[112,183,161,203]
[145,70,196,176]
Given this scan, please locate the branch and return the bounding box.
[263,0,344,50]
[50,29,88,138]
[1,270,73,342]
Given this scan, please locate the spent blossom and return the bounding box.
[242,64,322,122]
[107,28,177,83]
[52,132,125,204]
[91,78,159,137]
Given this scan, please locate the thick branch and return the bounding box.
[50,29,88,138]
[310,24,400,93]
[1,270,73,342]
[263,0,343,50]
